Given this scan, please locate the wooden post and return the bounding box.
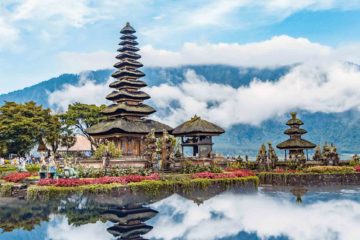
[285,150,287,161]
[181,136,184,157]
[306,149,309,161]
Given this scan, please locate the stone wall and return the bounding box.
[258,172,360,186]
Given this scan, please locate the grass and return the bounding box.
[0,182,15,197]
[27,176,259,201]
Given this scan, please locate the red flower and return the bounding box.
[3,172,32,183]
[37,173,160,187]
[354,166,360,172]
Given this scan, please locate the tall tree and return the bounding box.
[61,103,106,151]
[0,102,51,156]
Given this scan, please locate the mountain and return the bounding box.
[0,65,290,108]
[0,65,359,157]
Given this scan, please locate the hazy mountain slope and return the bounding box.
[0,65,290,108]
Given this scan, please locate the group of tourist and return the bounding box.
[0,156,44,165]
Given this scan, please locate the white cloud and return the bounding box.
[57,35,335,72]
[48,72,110,112]
[147,192,360,240]
[11,0,100,27]
[46,214,112,240]
[0,17,19,49]
[57,51,114,73]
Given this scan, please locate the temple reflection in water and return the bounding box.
[103,206,158,240]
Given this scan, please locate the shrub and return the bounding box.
[304,166,355,174]
[26,164,40,173]
[0,164,17,174]
[180,161,223,174]
[3,172,32,183]
[192,170,254,179]
[349,160,360,167]
[94,142,121,160]
[76,166,152,178]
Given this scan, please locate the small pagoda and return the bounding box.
[86,22,172,157]
[276,112,316,161]
[172,115,225,158]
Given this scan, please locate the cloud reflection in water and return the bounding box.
[146,192,360,240]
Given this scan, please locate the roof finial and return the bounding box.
[290,112,297,120]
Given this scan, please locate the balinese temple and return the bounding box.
[172,115,225,158]
[86,23,172,157]
[276,112,316,160]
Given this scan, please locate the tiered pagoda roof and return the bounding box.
[276,112,316,150]
[86,22,172,137]
[102,206,157,240]
[102,22,155,120]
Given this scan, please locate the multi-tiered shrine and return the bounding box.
[87,23,172,157]
[276,112,316,161]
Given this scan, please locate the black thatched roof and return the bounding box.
[86,118,172,136]
[111,68,145,78]
[117,45,140,52]
[102,103,156,117]
[106,90,150,101]
[119,39,138,46]
[109,79,147,89]
[284,128,307,135]
[172,115,225,136]
[276,139,316,149]
[120,22,136,34]
[120,34,137,40]
[116,52,141,60]
[114,59,143,69]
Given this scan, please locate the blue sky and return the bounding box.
[1,0,360,94]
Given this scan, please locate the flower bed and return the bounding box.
[2,172,32,183]
[192,170,254,179]
[355,166,360,172]
[37,173,160,187]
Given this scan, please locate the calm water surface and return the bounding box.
[1,186,360,240]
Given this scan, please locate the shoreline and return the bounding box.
[2,173,360,201]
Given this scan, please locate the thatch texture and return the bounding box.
[172,115,225,136]
[276,139,316,149]
[109,79,147,89]
[120,22,136,34]
[86,118,172,136]
[284,128,307,135]
[102,103,156,116]
[106,90,150,101]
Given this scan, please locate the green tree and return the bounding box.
[61,103,105,151]
[44,114,76,155]
[0,102,51,156]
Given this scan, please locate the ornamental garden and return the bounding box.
[1,23,360,200]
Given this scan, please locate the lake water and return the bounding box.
[1,186,360,240]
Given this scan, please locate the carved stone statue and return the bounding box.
[256,144,268,170]
[143,129,157,168]
[312,145,322,162]
[268,143,278,169]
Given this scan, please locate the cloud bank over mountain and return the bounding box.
[49,61,360,127]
